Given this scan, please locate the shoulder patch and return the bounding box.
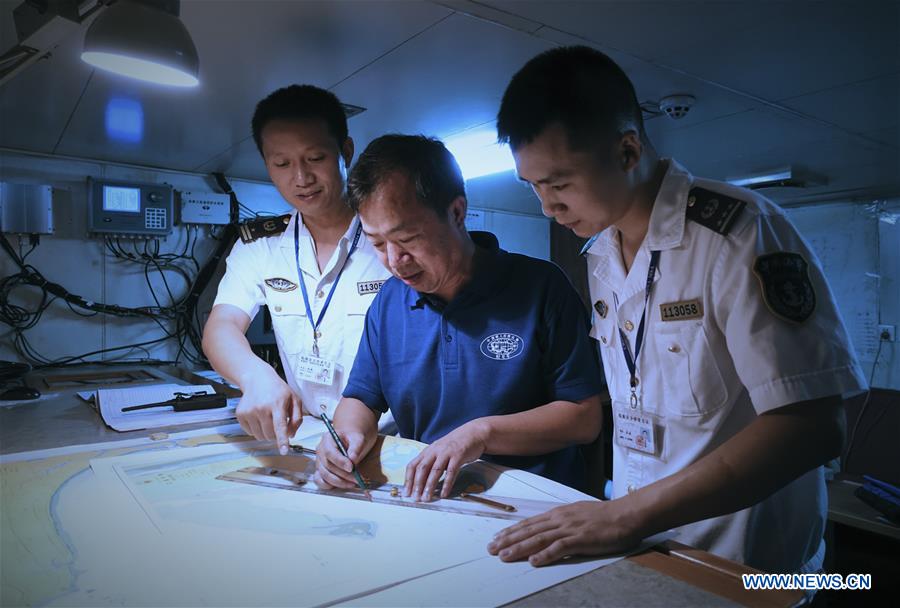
[686,187,745,235]
[752,252,816,324]
[238,214,292,243]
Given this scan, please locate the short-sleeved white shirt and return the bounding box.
[213,212,392,421]
[585,159,866,573]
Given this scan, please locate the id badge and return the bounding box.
[613,402,664,458]
[294,353,336,386]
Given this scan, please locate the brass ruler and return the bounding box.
[217,466,563,521]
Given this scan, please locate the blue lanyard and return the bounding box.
[616,250,660,409]
[294,217,363,356]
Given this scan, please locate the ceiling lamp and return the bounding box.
[81,0,199,87]
[726,167,805,189]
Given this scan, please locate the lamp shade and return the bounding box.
[81,0,199,87]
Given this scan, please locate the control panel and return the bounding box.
[178,191,231,225]
[87,178,173,237]
[0,182,54,234]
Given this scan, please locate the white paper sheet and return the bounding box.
[3,419,654,608]
[97,382,237,431]
[89,441,573,607]
[333,532,675,607]
[86,437,656,607]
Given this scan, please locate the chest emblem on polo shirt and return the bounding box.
[480,332,525,361]
[752,252,816,324]
[594,299,609,319]
[264,277,298,292]
[357,280,386,295]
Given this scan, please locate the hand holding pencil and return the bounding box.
[313,400,378,496]
[320,412,372,500]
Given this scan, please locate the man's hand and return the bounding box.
[235,372,302,455]
[314,426,376,489]
[404,419,489,502]
[203,304,302,455]
[487,500,642,566]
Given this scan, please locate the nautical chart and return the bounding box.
[0,425,252,607]
[2,419,639,607]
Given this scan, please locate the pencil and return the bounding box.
[319,412,372,501]
[459,492,517,512]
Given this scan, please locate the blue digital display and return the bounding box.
[102,185,140,212]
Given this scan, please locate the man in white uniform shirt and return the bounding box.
[203,85,391,456]
[488,46,866,576]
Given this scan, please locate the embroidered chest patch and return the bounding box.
[264,277,297,292]
[480,333,525,360]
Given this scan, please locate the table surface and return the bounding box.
[1,364,802,607]
[827,475,900,541]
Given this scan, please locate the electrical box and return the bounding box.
[0,182,54,234]
[178,191,231,225]
[87,178,173,237]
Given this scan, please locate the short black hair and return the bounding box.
[497,46,644,151]
[347,134,466,218]
[251,85,348,155]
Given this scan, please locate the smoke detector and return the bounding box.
[659,95,696,120]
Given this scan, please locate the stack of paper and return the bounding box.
[97,383,237,432]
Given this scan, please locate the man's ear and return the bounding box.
[618,131,643,172]
[447,196,468,228]
[341,137,355,169]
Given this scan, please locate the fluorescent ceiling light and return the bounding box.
[81,0,199,87]
[444,129,515,180]
[726,168,795,188]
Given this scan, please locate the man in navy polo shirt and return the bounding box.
[314,134,603,499]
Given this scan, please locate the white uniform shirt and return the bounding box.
[585,160,866,573]
[213,212,392,421]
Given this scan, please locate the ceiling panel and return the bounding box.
[650,107,897,201]
[669,0,900,102]
[483,0,769,61]
[863,125,900,151]
[331,12,554,150]
[0,25,93,153]
[0,0,896,203]
[2,1,451,171]
[650,106,824,172]
[780,73,900,139]
[485,1,900,101]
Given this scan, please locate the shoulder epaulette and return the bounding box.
[238,214,292,243]
[686,187,745,236]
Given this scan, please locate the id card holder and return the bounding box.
[613,401,665,459]
[294,353,336,386]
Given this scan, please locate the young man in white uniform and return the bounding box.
[203,85,391,455]
[488,46,866,576]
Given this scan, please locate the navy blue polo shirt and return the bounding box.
[343,235,603,490]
